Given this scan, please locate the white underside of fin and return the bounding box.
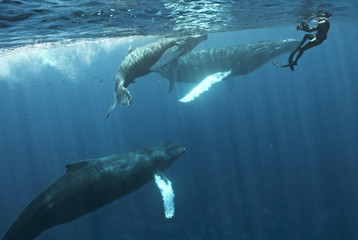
[179,70,232,103]
[154,172,175,219]
[150,45,181,72]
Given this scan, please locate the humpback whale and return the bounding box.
[158,39,300,102]
[106,35,207,118]
[2,143,186,240]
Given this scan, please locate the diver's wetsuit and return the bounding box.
[289,19,330,71]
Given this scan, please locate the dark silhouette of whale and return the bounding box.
[2,143,186,240]
[161,39,300,84]
[106,35,207,118]
[158,39,300,102]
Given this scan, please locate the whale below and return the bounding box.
[1,143,186,240]
[158,39,300,102]
[106,34,207,118]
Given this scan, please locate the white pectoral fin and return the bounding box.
[179,70,232,103]
[154,172,175,219]
[150,45,181,72]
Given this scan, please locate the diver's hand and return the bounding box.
[297,21,308,31]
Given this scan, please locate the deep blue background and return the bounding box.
[0,22,358,240]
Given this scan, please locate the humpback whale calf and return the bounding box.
[158,39,300,102]
[106,34,207,118]
[2,143,186,240]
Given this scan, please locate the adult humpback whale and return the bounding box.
[106,34,207,118]
[158,39,300,102]
[2,143,186,240]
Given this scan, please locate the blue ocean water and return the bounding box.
[1,1,358,240]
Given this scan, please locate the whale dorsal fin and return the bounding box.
[157,59,178,93]
[65,160,91,172]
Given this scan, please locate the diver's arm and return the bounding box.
[302,26,317,32]
[297,21,317,32]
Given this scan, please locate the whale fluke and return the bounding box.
[106,85,132,119]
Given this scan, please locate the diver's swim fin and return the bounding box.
[272,61,290,68]
[289,64,295,71]
[288,51,297,71]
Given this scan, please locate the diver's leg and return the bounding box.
[289,34,315,71]
[289,34,313,60]
[293,39,323,65]
[288,50,298,71]
[297,34,313,49]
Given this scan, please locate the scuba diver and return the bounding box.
[272,12,331,70]
[288,12,331,71]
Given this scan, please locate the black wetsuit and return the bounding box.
[289,19,330,71]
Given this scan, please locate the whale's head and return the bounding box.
[180,34,208,55]
[187,34,208,44]
[148,143,187,172]
[167,143,187,162]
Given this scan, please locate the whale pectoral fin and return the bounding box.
[154,171,175,219]
[149,45,181,72]
[179,70,232,103]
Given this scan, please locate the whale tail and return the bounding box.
[106,96,117,119]
[106,86,132,119]
[117,85,132,105]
